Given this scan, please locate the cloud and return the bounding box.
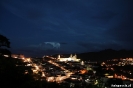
[105,10,133,48]
[26,9,45,20]
[77,41,125,51]
[91,10,118,22]
[44,42,60,49]
[2,0,45,21]
[13,41,87,57]
[1,0,133,57]
[14,46,67,57]
[0,30,5,35]
[28,42,61,50]
[60,42,67,45]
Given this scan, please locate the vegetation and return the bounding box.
[0,34,10,48]
[0,34,11,57]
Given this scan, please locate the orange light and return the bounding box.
[80,70,87,74]
[114,74,117,78]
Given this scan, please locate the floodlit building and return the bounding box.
[11,54,24,59]
[57,54,80,62]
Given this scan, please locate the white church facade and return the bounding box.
[57,54,80,62]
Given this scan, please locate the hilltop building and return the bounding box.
[57,54,80,62]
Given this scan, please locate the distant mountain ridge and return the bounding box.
[52,49,133,61]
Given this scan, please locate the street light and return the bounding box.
[93,71,96,74]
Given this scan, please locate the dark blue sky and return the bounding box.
[0,0,133,57]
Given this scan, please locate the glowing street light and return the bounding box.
[27,58,31,62]
[42,72,45,77]
[35,66,39,70]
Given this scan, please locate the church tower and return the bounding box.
[70,54,72,58]
[75,54,77,59]
[58,55,60,59]
[73,54,77,59]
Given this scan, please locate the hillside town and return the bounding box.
[2,53,133,88]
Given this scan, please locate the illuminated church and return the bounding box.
[57,54,80,62]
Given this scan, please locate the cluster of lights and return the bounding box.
[20,57,46,79]
[47,59,75,83]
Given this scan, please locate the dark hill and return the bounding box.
[52,49,133,61]
[78,49,133,61]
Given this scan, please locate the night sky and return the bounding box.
[0,0,133,57]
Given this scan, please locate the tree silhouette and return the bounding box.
[0,34,11,56]
[0,34,10,48]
